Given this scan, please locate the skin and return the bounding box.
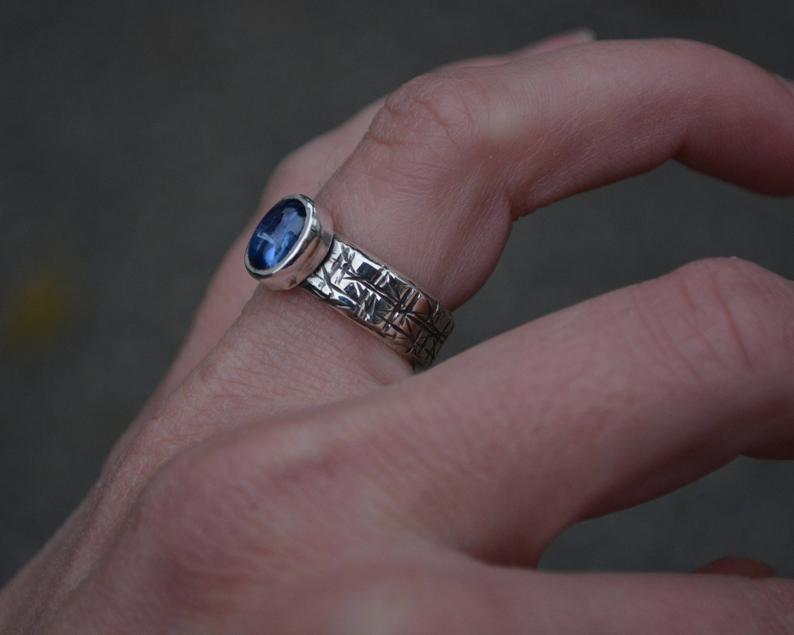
[1,32,793,633]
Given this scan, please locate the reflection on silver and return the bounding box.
[302,238,454,368]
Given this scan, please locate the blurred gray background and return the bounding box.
[1,1,792,583]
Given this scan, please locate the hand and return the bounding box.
[2,33,794,634]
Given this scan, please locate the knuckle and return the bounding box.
[367,69,485,155]
[635,257,794,378]
[179,325,275,413]
[129,422,376,603]
[130,445,253,606]
[191,342,254,404]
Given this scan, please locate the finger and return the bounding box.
[136,98,382,416]
[71,506,794,635]
[319,38,794,310]
[484,569,794,635]
[202,39,794,415]
[250,258,794,563]
[73,257,794,629]
[89,260,793,606]
[140,29,595,418]
[696,557,777,578]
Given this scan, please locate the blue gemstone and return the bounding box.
[247,198,307,270]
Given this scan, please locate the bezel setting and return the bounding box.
[244,194,334,290]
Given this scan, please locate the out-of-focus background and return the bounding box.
[1,0,792,583]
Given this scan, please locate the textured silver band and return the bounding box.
[301,238,454,368]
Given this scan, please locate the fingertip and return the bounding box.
[520,28,596,55]
[696,557,777,579]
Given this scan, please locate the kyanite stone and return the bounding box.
[247,198,307,270]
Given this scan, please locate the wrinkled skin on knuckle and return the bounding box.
[188,330,266,407]
[328,68,513,301]
[365,70,486,167]
[91,360,257,518]
[107,420,409,621]
[632,257,794,388]
[111,447,261,620]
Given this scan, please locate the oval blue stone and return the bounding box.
[247,198,307,270]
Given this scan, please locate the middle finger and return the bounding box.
[154,258,794,570]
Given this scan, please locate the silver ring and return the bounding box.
[244,194,454,368]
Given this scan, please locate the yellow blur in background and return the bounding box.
[2,269,74,351]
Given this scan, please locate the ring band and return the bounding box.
[301,237,454,368]
[244,195,454,367]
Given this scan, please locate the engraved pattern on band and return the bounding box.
[300,238,454,368]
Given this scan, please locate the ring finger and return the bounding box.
[211,38,794,416]
[140,29,596,419]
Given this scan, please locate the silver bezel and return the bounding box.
[244,194,334,290]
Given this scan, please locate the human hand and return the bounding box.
[2,32,794,633]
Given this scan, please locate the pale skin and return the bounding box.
[2,32,794,633]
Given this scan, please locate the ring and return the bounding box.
[244,194,454,368]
